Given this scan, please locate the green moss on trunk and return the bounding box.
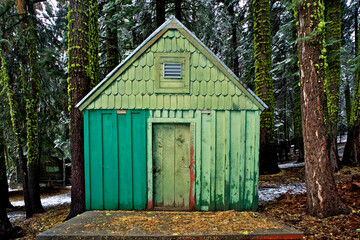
[253,0,278,174]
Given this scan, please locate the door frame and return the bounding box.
[147,118,196,210]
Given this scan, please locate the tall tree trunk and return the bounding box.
[25,0,44,214]
[66,0,91,220]
[343,1,360,166]
[0,129,12,209]
[175,0,182,22]
[224,0,240,77]
[105,2,119,76]
[324,0,341,172]
[156,0,166,27]
[88,0,100,89]
[1,53,32,218]
[295,0,350,218]
[253,0,279,174]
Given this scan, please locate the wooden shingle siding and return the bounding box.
[147,109,260,211]
[86,29,258,111]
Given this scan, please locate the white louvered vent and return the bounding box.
[163,63,182,78]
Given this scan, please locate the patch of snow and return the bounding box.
[278,161,305,169]
[8,212,25,222]
[337,134,347,144]
[9,193,71,221]
[11,193,71,208]
[258,183,306,204]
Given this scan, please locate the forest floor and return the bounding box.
[7,164,360,239]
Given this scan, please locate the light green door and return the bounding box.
[153,124,190,209]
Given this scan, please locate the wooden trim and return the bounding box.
[148,118,196,123]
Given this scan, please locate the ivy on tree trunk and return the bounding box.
[324,0,341,172]
[253,0,279,175]
[295,0,350,218]
[25,1,44,214]
[66,0,91,220]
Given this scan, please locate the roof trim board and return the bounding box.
[76,16,267,111]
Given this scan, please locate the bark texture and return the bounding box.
[66,0,91,220]
[1,51,32,218]
[295,0,350,218]
[0,129,12,209]
[343,3,360,166]
[25,1,44,214]
[156,0,166,27]
[324,0,341,172]
[105,4,119,75]
[175,0,182,22]
[253,0,279,174]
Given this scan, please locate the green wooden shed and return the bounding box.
[76,16,267,212]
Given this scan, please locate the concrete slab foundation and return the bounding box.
[37,211,303,240]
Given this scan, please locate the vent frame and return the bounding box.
[163,63,182,79]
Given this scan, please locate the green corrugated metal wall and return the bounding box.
[84,109,148,210]
[84,109,260,211]
[148,110,260,211]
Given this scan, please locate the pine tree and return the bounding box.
[343,0,360,166]
[253,0,279,174]
[324,0,341,171]
[66,0,91,220]
[295,0,350,217]
[25,0,44,214]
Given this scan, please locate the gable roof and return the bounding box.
[76,16,267,111]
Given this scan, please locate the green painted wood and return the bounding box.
[118,111,133,210]
[102,111,119,210]
[153,124,164,207]
[239,111,247,210]
[224,110,231,209]
[253,111,261,211]
[83,110,91,210]
[201,113,211,210]
[245,111,255,210]
[131,111,147,209]
[215,111,225,210]
[89,110,103,209]
[174,124,190,207]
[209,111,216,210]
[163,124,175,206]
[229,111,240,210]
[195,111,202,210]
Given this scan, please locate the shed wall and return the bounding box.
[147,110,260,211]
[84,109,260,211]
[84,109,148,210]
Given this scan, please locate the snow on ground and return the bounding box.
[9,193,71,221]
[258,183,306,204]
[278,161,305,169]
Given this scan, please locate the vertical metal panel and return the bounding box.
[131,111,147,209]
[89,110,103,209]
[102,111,119,210]
[118,112,133,209]
[84,110,91,210]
